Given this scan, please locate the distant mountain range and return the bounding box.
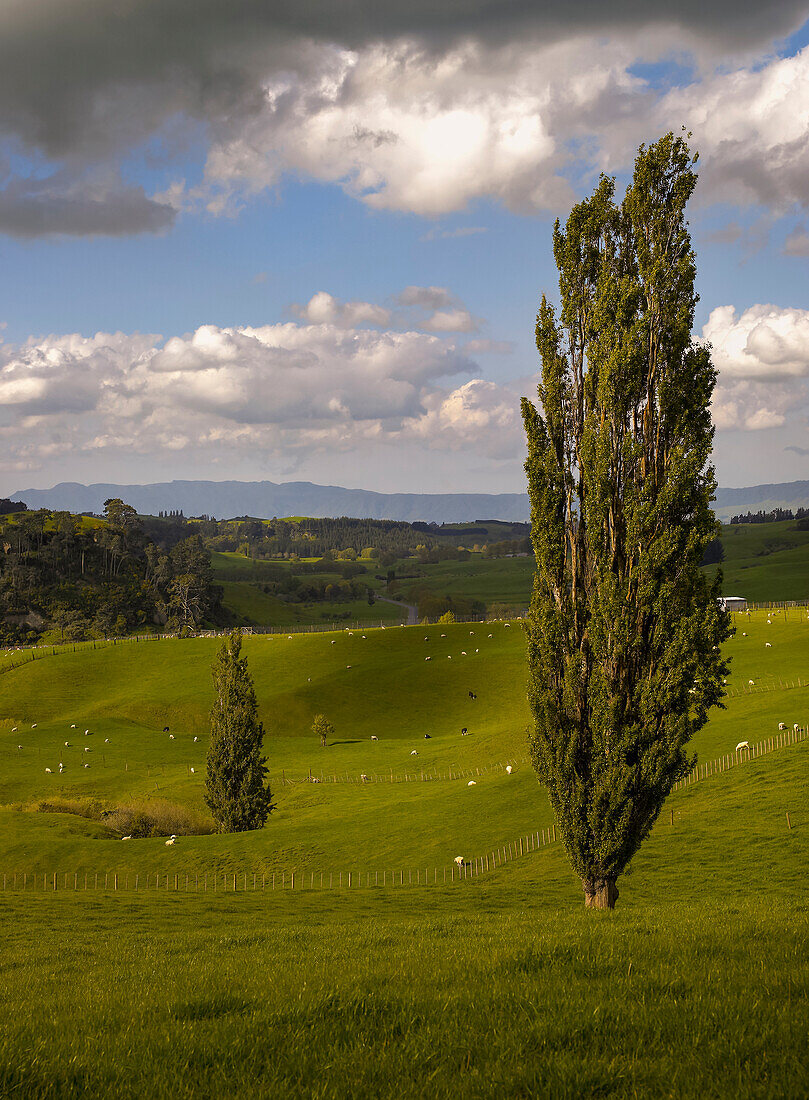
[10,478,809,524]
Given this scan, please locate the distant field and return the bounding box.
[400,555,535,609]
[703,519,809,601]
[220,580,405,628]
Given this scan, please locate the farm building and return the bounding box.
[719,596,748,612]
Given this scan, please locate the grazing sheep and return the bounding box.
[468,780,476,786]
[84,747,91,752]
[454,855,465,866]
[440,633,446,638]
[362,635,366,639]
[31,724,37,729]
[104,738,109,743]
[371,735,379,741]
[766,643,772,648]
[488,634,493,638]
[64,742,70,747]
[360,774,368,782]
[424,637,429,641]
[742,632,747,637]
[17,745,22,750]
[11,727,17,733]
[778,723,787,731]
[45,768,52,774]
[169,734,175,739]
[504,623,511,628]
[735,741,751,752]
[410,750,418,756]
[193,736,199,742]
[190,767,195,774]
[447,655,452,659]
[469,631,475,635]
[84,729,89,735]
[748,680,755,686]
[330,640,336,645]
[346,665,352,669]
[165,837,176,846]
[121,835,132,841]
[70,724,76,729]
[461,651,467,656]
[794,724,802,732]
[506,765,513,774]
[83,763,90,769]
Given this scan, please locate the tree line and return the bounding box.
[0,498,223,647]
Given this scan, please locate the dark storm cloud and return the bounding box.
[0,0,804,158]
[0,173,175,237]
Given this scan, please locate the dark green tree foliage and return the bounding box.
[521,134,732,909]
[205,630,273,832]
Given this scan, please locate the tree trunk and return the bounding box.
[583,877,619,909]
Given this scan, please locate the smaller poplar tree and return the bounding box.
[205,629,273,832]
[312,713,334,748]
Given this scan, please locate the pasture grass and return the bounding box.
[0,609,807,1096]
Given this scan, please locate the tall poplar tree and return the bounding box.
[205,629,273,832]
[521,133,731,909]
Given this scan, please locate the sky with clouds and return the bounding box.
[2,1,809,496]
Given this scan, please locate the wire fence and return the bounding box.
[2,724,804,894]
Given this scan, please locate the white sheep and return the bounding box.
[447,655,452,659]
[104,738,109,743]
[748,680,755,686]
[70,724,76,729]
[766,643,772,648]
[330,640,336,645]
[64,741,70,747]
[505,765,513,774]
[410,750,418,756]
[440,634,446,638]
[45,767,52,774]
[11,727,17,733]
[84,763,90,769]
[360,774,368,782]
[425,656,431,661]
[468,780,476,786]
[31,723,37,729]
[346,665,352,669]
[165,836,176,846]
[742,632,747,637]
[488,634,493,638]
[190,767,195,774]
[193,736,199,742]
[371,735,378,741]
[84,729,89,735]
[169,734,175,739]
[794,724,801,732]
[84,747,91,752]
[454,856,464,866]
[461,651,467,656]
[121,835,132,841]
[735,741,751,752]
[778,723,786,731]
[362,635,366,639]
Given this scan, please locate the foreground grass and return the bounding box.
[0,886,806,1100]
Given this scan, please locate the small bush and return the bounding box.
[23,796,214,837]
[104,799,214,838]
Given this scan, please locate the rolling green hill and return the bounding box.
[1,608,807,879]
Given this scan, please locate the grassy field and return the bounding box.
[703,519,809,601]
[0,610,807,1097]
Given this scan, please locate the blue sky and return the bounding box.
[2,2,809,497]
